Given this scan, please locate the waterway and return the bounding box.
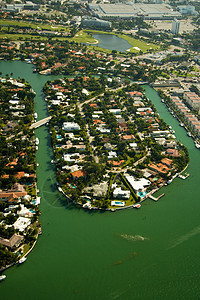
[1,61,200,299]
[91,34,132,52]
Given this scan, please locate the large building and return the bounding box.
[82,17,111,29]
[172,19,180,34]
[89,3,181,20]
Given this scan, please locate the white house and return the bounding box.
[82,88,89,96]
[13,217,31,232]
[108,151,117,159]
[125,175,151,192]
[109,109,121,115]
[113,187,130,199]
[62,122,80,131]
[63,153,80,162]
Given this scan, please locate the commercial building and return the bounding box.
[172,19,180,34]
[4,1,40,12]
[177,5,197,16]
[82,17,111,29]
[89,3,181,20]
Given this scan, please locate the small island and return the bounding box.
[43,76,189,210]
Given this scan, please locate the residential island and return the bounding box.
[1,0,200,274]
[0,77,40,271]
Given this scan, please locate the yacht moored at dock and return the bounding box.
[19,257,27,264]
[195,141,200,149]
[133,203,141,209]
[35,138,39,145]
[0,275,6,281]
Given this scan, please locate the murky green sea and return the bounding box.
[1,61,200,300]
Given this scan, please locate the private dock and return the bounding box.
[149,193,165,202]
[178,173,190,180]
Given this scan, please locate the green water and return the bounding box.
[1,61,200,299]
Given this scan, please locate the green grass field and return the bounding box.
[0,20,70,32]
[71,30,97,44]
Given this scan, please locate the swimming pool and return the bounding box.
[111,201,125,207]
[137,191,148,199]
[56,135,62,140]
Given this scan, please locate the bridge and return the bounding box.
[30,116,52,129]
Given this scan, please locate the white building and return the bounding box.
[177,5,197,15]
[113,187,130,199]
[125,175,151,192]
[62,122,80,131]
[172,19,180,35]
[109,109,121,115]
[13,217,31,232]
[82,17,111,29]
[63,153,80,162]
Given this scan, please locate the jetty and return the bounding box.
[178,173,189,180]
[149,193,165,202]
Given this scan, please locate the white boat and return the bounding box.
[34,113,37,119]
[195,142,200,149]
[35,138,39,145]
[0,275,6,281]
[19,257,27,264]
[167,179,173,184]
[187,132,192,137]
[180,123,184,127]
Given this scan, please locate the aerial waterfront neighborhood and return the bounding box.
[0,0,200,281]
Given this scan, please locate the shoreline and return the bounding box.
[86,39,99,45]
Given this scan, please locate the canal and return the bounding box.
[1,61,200,299]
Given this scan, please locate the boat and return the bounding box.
[195,142,200,149]
[19,257,27,264]
[35,138,39,145]
[34,112,37,119]
[0,275,6,281]
[187,132,192,137]
[133,203,141,209]
[180,123,184,127]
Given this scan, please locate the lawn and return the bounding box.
[71,30,97,44]
[0,20,69,32]
[0,33,48,40]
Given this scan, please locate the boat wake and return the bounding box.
[117,233,149,242]
[168,225,200,249]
